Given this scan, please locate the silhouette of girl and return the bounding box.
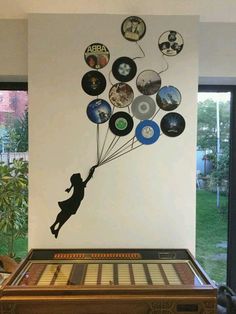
[50,165,97,238]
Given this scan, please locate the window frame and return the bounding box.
[198,84,236,291]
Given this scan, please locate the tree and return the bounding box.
[5,110,28,152]
[0,159,28,257]
[197,98,230,194]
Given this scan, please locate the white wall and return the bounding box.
[0,19,27,81]
[1,19,236,81]
[28,14,198,252]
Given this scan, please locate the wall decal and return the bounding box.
[50,19,186,238]
[50,166,97,238]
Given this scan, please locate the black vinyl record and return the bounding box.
[84,43,110,69]
[109,111,134,136]
[121,16,146,42]
[112,57,137,82]
[81,71,106,96]
[158,30,184,56]
[160,112,185,137]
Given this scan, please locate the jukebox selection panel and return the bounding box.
[12,259,205,287]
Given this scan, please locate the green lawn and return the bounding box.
[196,189,228,284]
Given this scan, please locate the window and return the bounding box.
[0,82,28,261]
[196,85,236,291]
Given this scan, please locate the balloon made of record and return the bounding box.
[136,70,161,95]
[82,71,106,96]
[112,57,137,82]
[160,112,185,137]
[87,99,112,124]
[131,95,156,120]
[156,86,182,111]
[121,16,146,42]
[109,112,134,136]
[84,43,110,69]
[109,83,134,108]
[135,120,160,145]
[158,30,184,57]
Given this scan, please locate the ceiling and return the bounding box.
[0,0,236,22]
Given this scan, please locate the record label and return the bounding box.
[87,99,112,124]
[131,95,156,120]
[136,70,161,95]
[109,83,134,108]
[135,120,160,145]
[121,16,146,42]
[84,43,110,69]
[112,57,137,82]
[158,30,184,56]
[82,71,106,96]
[160,112,185,137]
[109,112,134,136]
[156,85,182,111]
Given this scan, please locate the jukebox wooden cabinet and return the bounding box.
[0,248,217,314]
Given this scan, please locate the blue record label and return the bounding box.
[135,120,160,145]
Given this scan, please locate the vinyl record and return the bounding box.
[109,112,134,136]
[131,95,156,120]
[109,83,134,108]
[160,112,185,137]
[121,16,146,42]
[82,71,106,96]
[135,120,160,145]
[84,43,110,69]
[112,57,137,82]
[158,30,184,56]
[156,86,182,111]
[87,99,112,124]
[136,70,161,95]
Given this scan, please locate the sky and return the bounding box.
[198,92,231,103]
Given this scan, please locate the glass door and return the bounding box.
[196,89,230,285]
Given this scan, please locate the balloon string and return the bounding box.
[100,136,137,164]
[99,142,143,166]
[99,136,120,164]
[133,42,145,60]
[97,106,115,164]
[151,108,161,120]
[158,54,169,75]
[109,70,116,86]
[96,124,100,164]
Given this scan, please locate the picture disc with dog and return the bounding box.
[131,95,156,120]
[109,111,134,136]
